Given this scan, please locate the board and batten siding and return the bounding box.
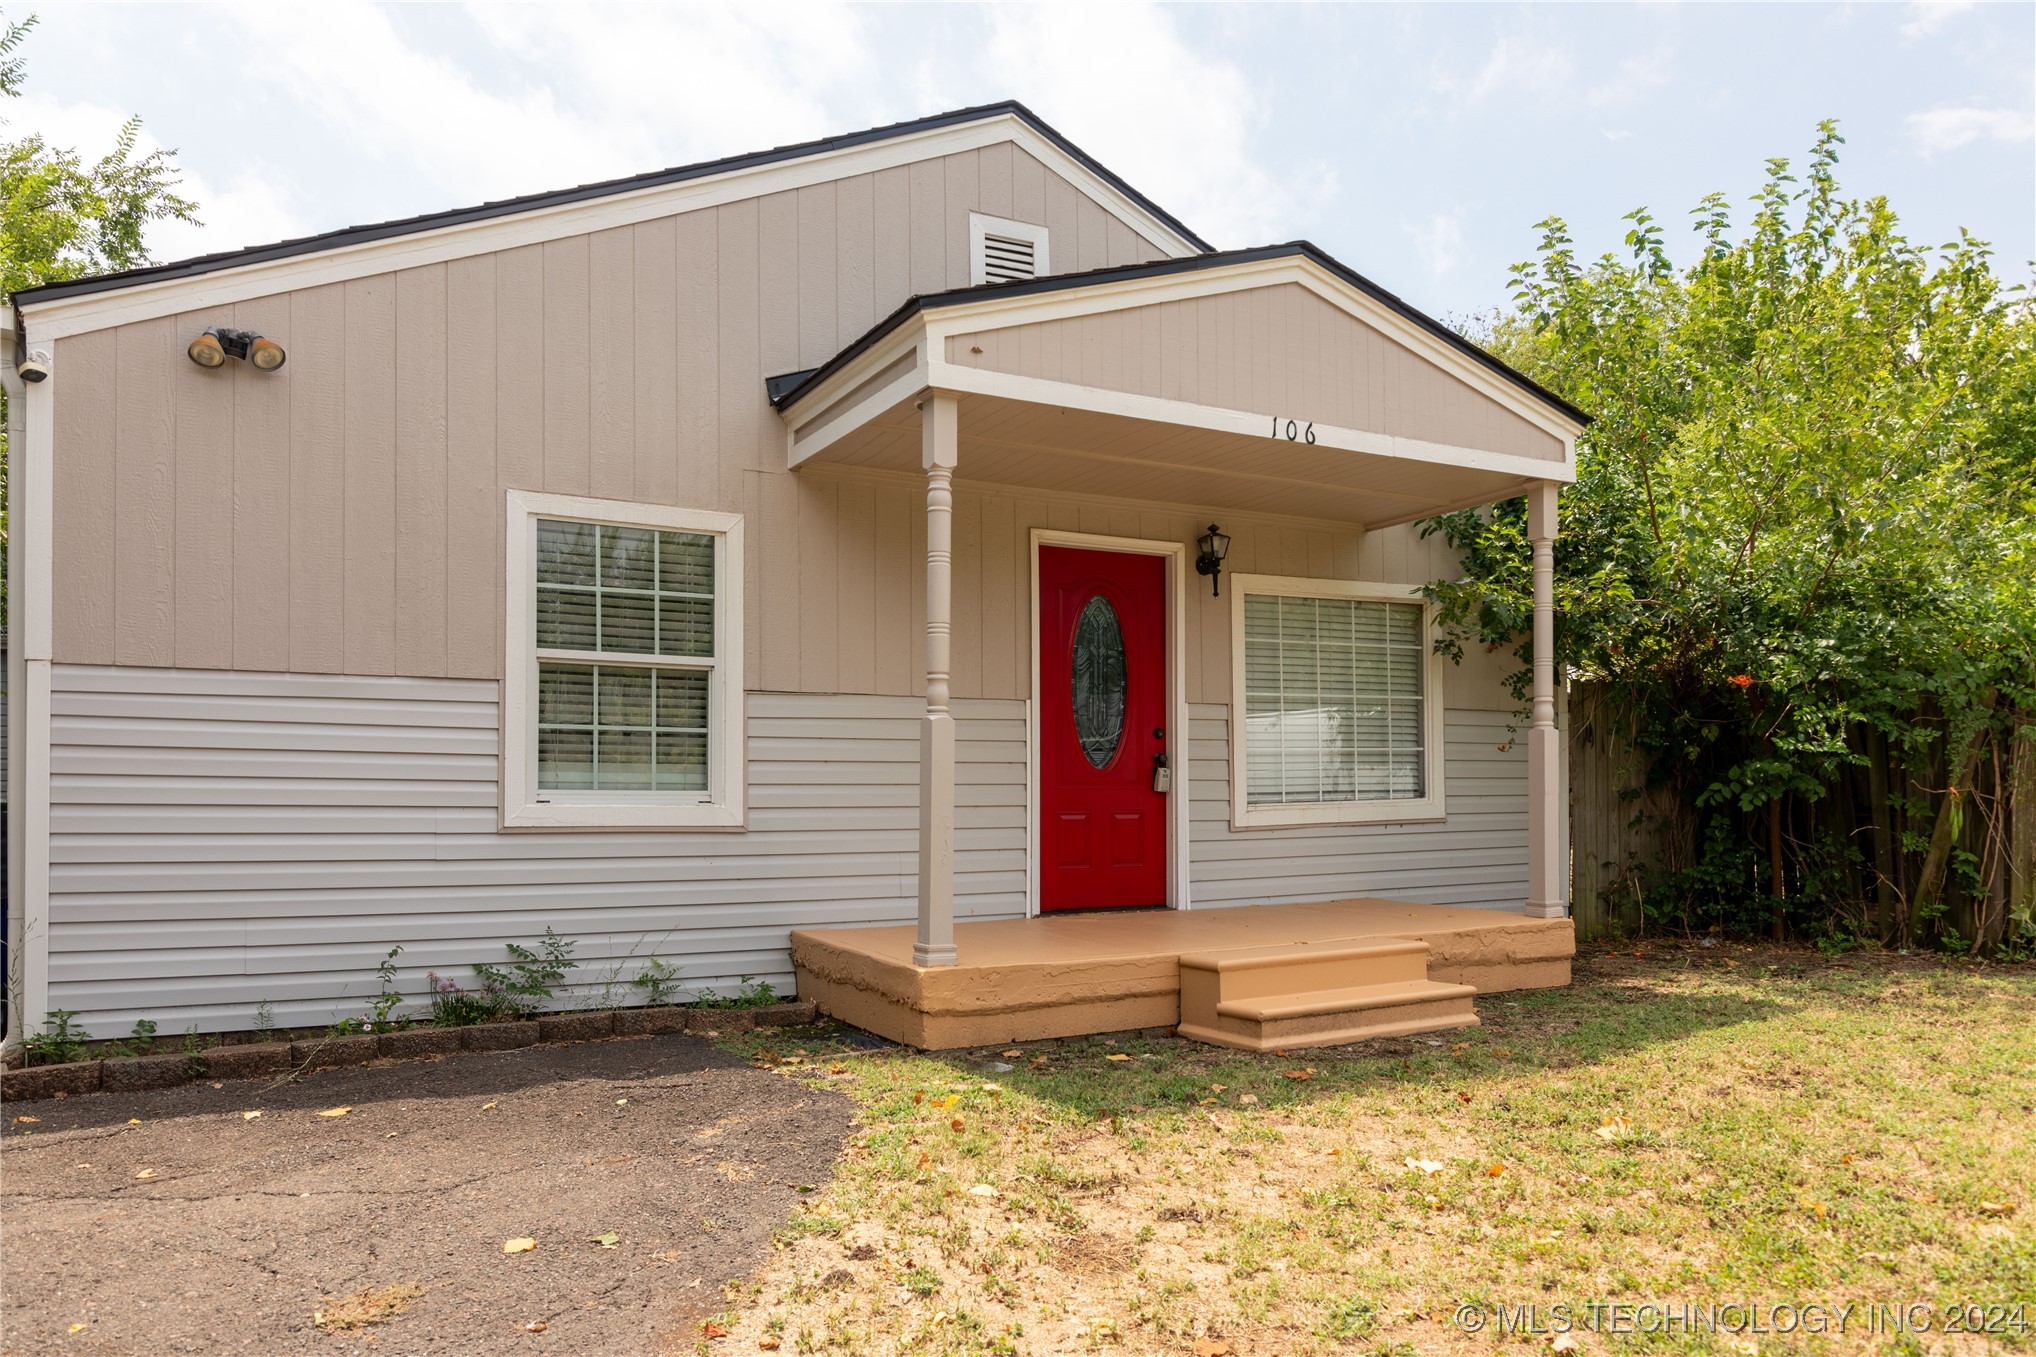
[47,144,1171,684]
[1189,705,1531,910]
[46,665,1028,1035]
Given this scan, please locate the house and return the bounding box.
[3,103,1580,1052]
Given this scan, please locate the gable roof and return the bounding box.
[767,241,1590,428]
[10,100,1211,312]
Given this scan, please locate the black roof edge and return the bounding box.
[767,242,1591,428]
[12,100,1213,310]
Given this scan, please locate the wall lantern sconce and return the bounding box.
[1195,523,1231,597]
[188,327,286,372]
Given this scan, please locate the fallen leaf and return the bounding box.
[1001,1049,1022,1058]
[760,1338,782,1351]
[503,1237,537,1254]
[949,1118,965,1133]
[1194,1340,1231,1357]
[828,1063,847,1075]
[317,1107,352,1118]
[1105,1053,1131,1062]
[702,1321,730,1338]
[481,1100,499,1111]
[242,1110,263,1121]
[1486,1163,1507,1177]
[1840,1153,1853,1164]
[588,1231,620,1248]
[1802,1198,1827,1218]
[616,1098,628,1106]
[133,1168,156,1180]
[69,1323,89,1333]
[912,1090,925,1104]
[1593,1115,1635,1142]
[13,1116,39,1124]
[127,1118,142,1125]
[523,1320,548,1333]
[967,1184,998,1198]
[653,1250,681,1263]
[1979,1201,2017,1216]
[981,1082,1002,1093]
[1405,1158,1445,1175]
[1238,1094,1258,1106]
[1208,1083,1227,1094]
[1457,1090,1473,1104]
[209,1082,223,1089]
[1551,1334,1581,1352]
[1282,1068,1316,1081]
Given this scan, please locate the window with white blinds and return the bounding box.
[1229,577,1444,828]
[503,492,744,829]
[534,521,715,793]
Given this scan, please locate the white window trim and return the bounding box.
[502,490,745,830]
[968,212,1051,286]
[1227,573,1447,830]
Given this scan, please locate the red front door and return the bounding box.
[1039,546,1168,912]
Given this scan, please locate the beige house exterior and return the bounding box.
[4,103,1579,1045]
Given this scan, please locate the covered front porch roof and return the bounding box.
[769,242,1587,530]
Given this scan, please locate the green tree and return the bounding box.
[0,10,200,610]
[1426,122,2036,946]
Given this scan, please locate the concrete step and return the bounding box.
[1175,939,1479,1052]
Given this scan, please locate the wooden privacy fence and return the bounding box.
[1564,680,2036,946]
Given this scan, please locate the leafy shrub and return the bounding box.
[116,1017,158,1058]
[426,972,508,1027]
[473,928,577,1018]
[22,1010,87,1066]
[693,975,778,1010]
[630,958,683,1007]
[363,946,409,1031]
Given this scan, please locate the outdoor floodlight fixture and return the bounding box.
[188,326,286,372]
[1195,523,1231,597]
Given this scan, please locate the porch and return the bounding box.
[791,898,1573,1050]
[772,244,1586,1050]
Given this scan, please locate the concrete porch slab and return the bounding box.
[791,899,1574,1050]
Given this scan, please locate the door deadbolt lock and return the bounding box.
[1152,751,1172,795]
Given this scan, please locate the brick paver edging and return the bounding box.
[1,1002,817,1102]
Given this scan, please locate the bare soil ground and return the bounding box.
[1,1032,851,1356]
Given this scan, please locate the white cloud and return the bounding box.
[1405,211,1464,277]
[1601,129,1635,142]
[919,3,1294,247]
[1437,34,1575,103]
[1585,50,1672,108]
[1907,105,2035,154]
[10,88,311,264]
[228,1,658,210]
[1900,1,1976,39]
[466,2,878,168]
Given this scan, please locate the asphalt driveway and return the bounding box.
[1,1032,851,1356]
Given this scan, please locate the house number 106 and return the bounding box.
[1271,417,1316,444]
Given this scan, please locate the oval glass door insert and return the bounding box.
[1071,594,1128,769]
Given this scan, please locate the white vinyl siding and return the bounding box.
[1193,704,1527,910]
[44,666,1027,1037]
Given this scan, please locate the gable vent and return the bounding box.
[981,232,1038,283]
[969,213,1051,287]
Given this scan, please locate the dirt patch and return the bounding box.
[1,1033,851,1356]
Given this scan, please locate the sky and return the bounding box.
[11,1,2033,321]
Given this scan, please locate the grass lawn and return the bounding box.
[710,942,2032,1356]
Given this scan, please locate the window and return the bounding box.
[1228,575,1444,828]
[969,212,1050,286]
[503,491,744,829]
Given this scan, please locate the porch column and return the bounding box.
[915,394,961,966]
[1524,481,1568,919]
